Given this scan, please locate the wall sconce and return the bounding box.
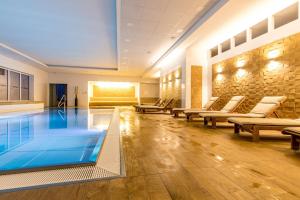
[236,69,247,78]
[267,61,283,71]
[267,48,281,59]
[216,65,223,73]
[175,70,181,79]
[236,58,246,68]
[216,74,223,81]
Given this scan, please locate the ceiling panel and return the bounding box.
[120,0,220,75]
[0,0,117,68]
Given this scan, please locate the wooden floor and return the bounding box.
[1,107,300,200]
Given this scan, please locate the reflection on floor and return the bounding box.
[0,107,300,200]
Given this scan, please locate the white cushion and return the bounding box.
[260,96,287,104]
[249,96,286,116]
[203,96,219,109]
[221,96,245,112]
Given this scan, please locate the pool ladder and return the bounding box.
[58,95,66,111]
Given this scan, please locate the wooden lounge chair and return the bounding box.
[282,127,300,150]
[139,99,175,113]
[200,96,287,131]
[228,117,300,142]
[134,98,161,112]
[184,96,245,121]
[171,96,219,118]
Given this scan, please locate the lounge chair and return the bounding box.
[138,99,175,113]
[184,96,245,121]
[134,98,161,112]
[200,96,287,131]
[228,117,300,142]
[282,127,300,150]
[171,96,219,118]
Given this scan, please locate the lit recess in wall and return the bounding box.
[267,48,281,59]
[168,74,172,81]
[216,65,223,73]
[236,58,246,68]
[236,69,247,78]
[96,82,133,88]
[267,61,283,71]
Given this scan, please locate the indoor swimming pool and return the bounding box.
[0,108,112,173]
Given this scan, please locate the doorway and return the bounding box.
[49,84,68,107]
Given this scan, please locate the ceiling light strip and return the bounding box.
[144,0,228,76]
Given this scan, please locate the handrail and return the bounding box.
[58,95,66,110]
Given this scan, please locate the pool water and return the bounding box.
[0,108,111,172]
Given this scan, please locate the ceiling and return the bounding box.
[0,0,221,77]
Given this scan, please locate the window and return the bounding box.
[21,74,30,100]
[210,46,218,57]
[10,71,20,100]
[0,68,8,100]
[221,39,231,52]
[251,19,268,39]
[274,3,298,29]
[234,31,247,47]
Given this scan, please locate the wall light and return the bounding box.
[267,48,281,59]
[175,70,181,79]
[168,74,172,81]
[267,61,283,71]
[236,69,247,78]
[216,65,223,73]
[236,58,246,68]
[216,74,224,81]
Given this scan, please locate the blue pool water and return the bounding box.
[0,108,111,172]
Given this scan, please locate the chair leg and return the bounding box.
[211,118,217,129]
[204,117,208,126]
[174,112,178,118]
[252,126,260,142]
[234,123,240,135]
[186,114,191,121]
[291,136,300,150]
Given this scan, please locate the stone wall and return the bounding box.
[161,68,182,107]
[212,32,300,118]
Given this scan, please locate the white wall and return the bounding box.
[140,83,159,98]
[48,72,158,107]
[0,53,48,104]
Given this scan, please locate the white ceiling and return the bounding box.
[119,0,219,76]
[0,0,117,69]
[0,0,221,77]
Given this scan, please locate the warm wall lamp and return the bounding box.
[236,58,246,68]
[267,60,283,71]
[216,65,223,73]
[267,48,281,59]
[236,69,247,78]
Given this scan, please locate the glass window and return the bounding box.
[21,74,30,100]
[0,68,8,100]
[10,71,20,100]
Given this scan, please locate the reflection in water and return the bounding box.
[49,109,68,129]
[0,117,34,155]
[0,108,112,172]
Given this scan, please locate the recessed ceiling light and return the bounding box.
[147,51,152,54]
[170,36,176,40]
[125,39,131,42]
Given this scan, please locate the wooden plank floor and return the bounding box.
[1,107,300,200]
